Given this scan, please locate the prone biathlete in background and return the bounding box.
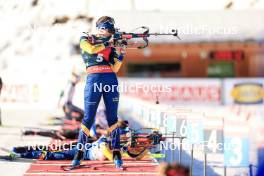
[72,16,126,169]
[10,136,118,161]
[21,124,106,140]
[58,71,84,122]
[10,121,148,163]
[22,105,109,140]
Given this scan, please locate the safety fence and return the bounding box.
[119,96,263,176]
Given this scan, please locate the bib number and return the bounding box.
[96,54,104,62]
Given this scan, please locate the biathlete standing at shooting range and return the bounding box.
[72,16,127,169]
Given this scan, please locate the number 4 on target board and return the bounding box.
[204,116,224,153]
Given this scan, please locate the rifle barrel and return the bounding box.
[148,33,177,36]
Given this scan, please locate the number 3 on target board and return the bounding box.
[224,137,249,167]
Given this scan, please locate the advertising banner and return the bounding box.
[0,77,66,109]
[120,78,222,105]
[223,78,264,105]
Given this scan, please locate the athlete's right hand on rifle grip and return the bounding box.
[117,45,126,55]
[106,36,115,47]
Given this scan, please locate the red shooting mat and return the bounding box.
[25,159,158,176]
[25,121,158,175]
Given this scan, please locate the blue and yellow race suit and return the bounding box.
[77,34,124,155]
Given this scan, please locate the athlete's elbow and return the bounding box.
[111,66,121,73]
[112,68,119,73]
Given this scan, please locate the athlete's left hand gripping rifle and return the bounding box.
[113,26,181,49]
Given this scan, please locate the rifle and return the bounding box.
[120,128,183,159]
[83,26,180,49]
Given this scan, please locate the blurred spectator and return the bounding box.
[158,162,190,176]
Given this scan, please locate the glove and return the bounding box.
[103,41,111,47]
[80,33,95,44]
[104,35,114,47]
[117,39,128,48]
[117,45,126,55]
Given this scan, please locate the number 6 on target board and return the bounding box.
[186,112,204,144]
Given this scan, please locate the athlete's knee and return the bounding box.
[84,100,97,106]
[112,96,119,103]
